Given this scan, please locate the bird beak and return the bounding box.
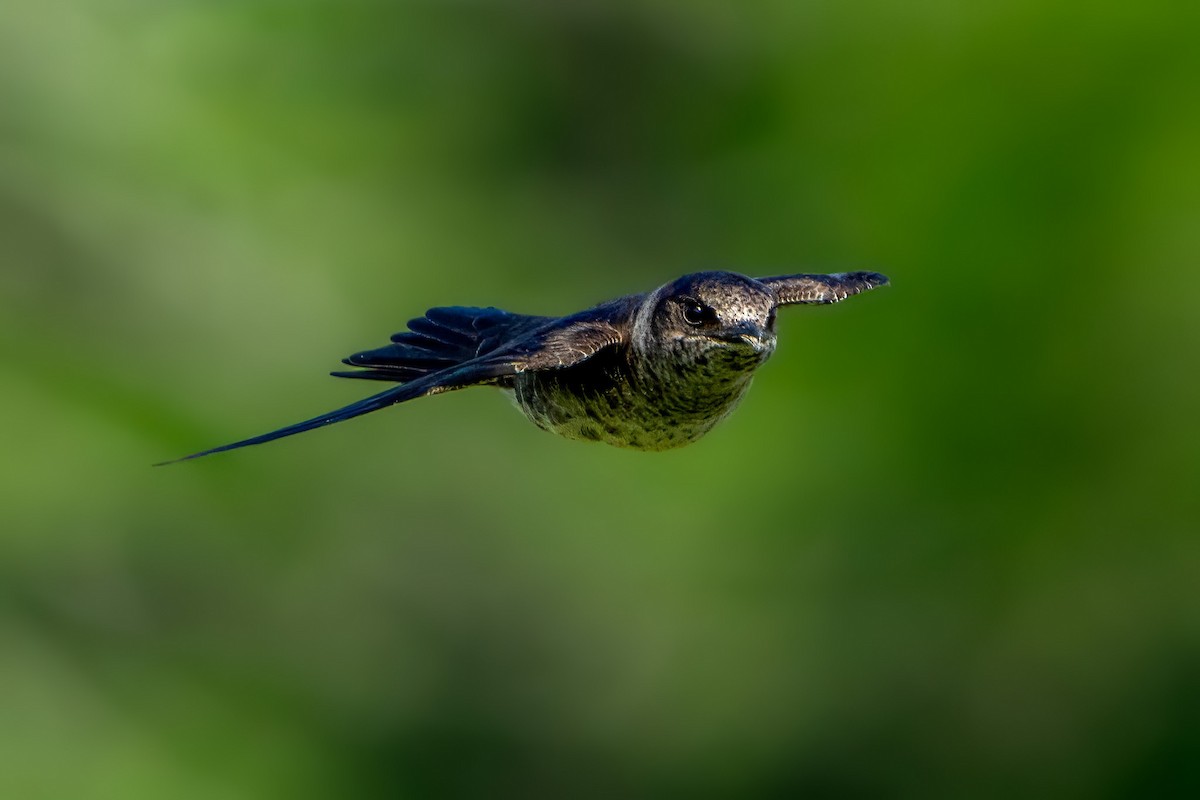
[719,323,773,350]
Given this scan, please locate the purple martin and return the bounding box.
[158,271,887,464]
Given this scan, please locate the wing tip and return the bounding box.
[832,270,890,290]
[153,447,226,467]
[152,377,442,466]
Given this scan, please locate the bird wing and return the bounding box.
[332,306,556,383]
[156,304,630,464]
[758,271,889,305]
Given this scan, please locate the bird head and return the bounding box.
[632,271,778,371]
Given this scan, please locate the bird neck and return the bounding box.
[629,340,757,413]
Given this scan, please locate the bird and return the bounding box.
[157,270,888,464]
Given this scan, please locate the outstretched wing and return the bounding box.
[331,306,555,383]
[758,271,889,305]
[156,304,630,465]
[155,362,513,465]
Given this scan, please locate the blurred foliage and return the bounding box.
[2,0,1199,798]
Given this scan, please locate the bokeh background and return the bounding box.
[2,1,1198,797]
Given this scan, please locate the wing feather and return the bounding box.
[157,301,632,464]
[759,271,889,305]
[344,306,555,381]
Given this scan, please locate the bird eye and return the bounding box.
[682,300,716,326]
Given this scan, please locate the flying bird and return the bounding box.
[158,270,888,464]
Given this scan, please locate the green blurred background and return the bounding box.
[2,1,1198,797]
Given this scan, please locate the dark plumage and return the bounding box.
[158,271,888,463]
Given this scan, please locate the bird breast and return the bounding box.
[509,346,759,450]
